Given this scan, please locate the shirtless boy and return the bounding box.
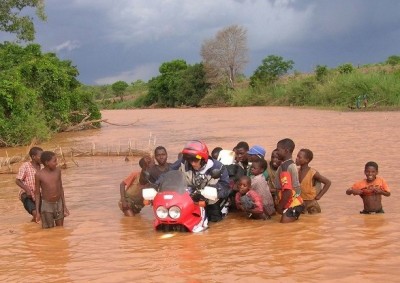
[35,151,69,228]
[274,138,304,223]
[346,161,390,214]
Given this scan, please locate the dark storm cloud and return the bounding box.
[14,0,400,84]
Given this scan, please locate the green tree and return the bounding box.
[142,60,209,107]
[147,60,188,107]
[250,55,294,87]
[174,63,209,106]
[385,55,400,66]
[111,80,129,101]
[0,0,46,42]
[0,42,101,146]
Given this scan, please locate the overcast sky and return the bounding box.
[3,0,400,85]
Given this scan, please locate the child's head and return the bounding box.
[139,156,154,170]
[295,148,313,166]
[238,175,251,195]
[247,145,266,162]
[269,149,281,170]
[140,154,154,170]
[40,151,57,169]
[276,138,295,160]
[250,159,267,176]
[211,147,223,160]
[139,157,151,185]
[364,161,378,182]
[235,141,249,163]
[154,146,167,166]
[29,146,43,163]
[139,157,146,169]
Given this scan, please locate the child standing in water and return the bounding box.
[267,149,282,208]
[235,176,266,219]
[275,138,304,223]
[296,148,331,214]
[119,157,150,216]
[247,145,268,180]
[16,146,43,222]
[35,151,69,228]
[346,161,390,214]
[250,159,276,218]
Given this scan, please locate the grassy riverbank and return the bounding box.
[94,64,400,111]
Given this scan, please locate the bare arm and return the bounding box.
[373,186,391,197]
[59,169,69,216]
[120,181,129,209]
[15,179,32,196]
[35,173,41,223]
[277,189,291,214]
[314,172,331,200]
[346,188,362,195]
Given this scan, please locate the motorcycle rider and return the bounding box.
[173,140,231,222]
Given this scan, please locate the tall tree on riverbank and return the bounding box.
[201,25,248,89]
[0,0,46,41]
[112,80,129,101]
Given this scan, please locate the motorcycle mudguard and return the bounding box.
[152,191,205,232]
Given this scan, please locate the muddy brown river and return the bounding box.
[1,107,399,282]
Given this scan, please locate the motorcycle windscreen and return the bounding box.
[158,170,188,195]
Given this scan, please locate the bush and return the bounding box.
[200,86,232,106]
[337,63,354,74]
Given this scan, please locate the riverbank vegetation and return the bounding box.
[0,1,102,147]
[0,43,101,147]
[97,58,400,110]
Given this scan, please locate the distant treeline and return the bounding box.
[93,55,400,110]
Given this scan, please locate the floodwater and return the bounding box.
[1,107,399,282]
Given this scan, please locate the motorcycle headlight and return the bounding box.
[156,206,168,219]
[168,206,181,219]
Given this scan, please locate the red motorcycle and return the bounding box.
[142,170,218,232]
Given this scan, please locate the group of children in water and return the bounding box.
[117,138,391,224]
[16,137,391,229]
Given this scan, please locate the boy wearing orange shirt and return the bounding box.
[346,161,390,214]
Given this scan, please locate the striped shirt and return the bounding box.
[16,162,39,201]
